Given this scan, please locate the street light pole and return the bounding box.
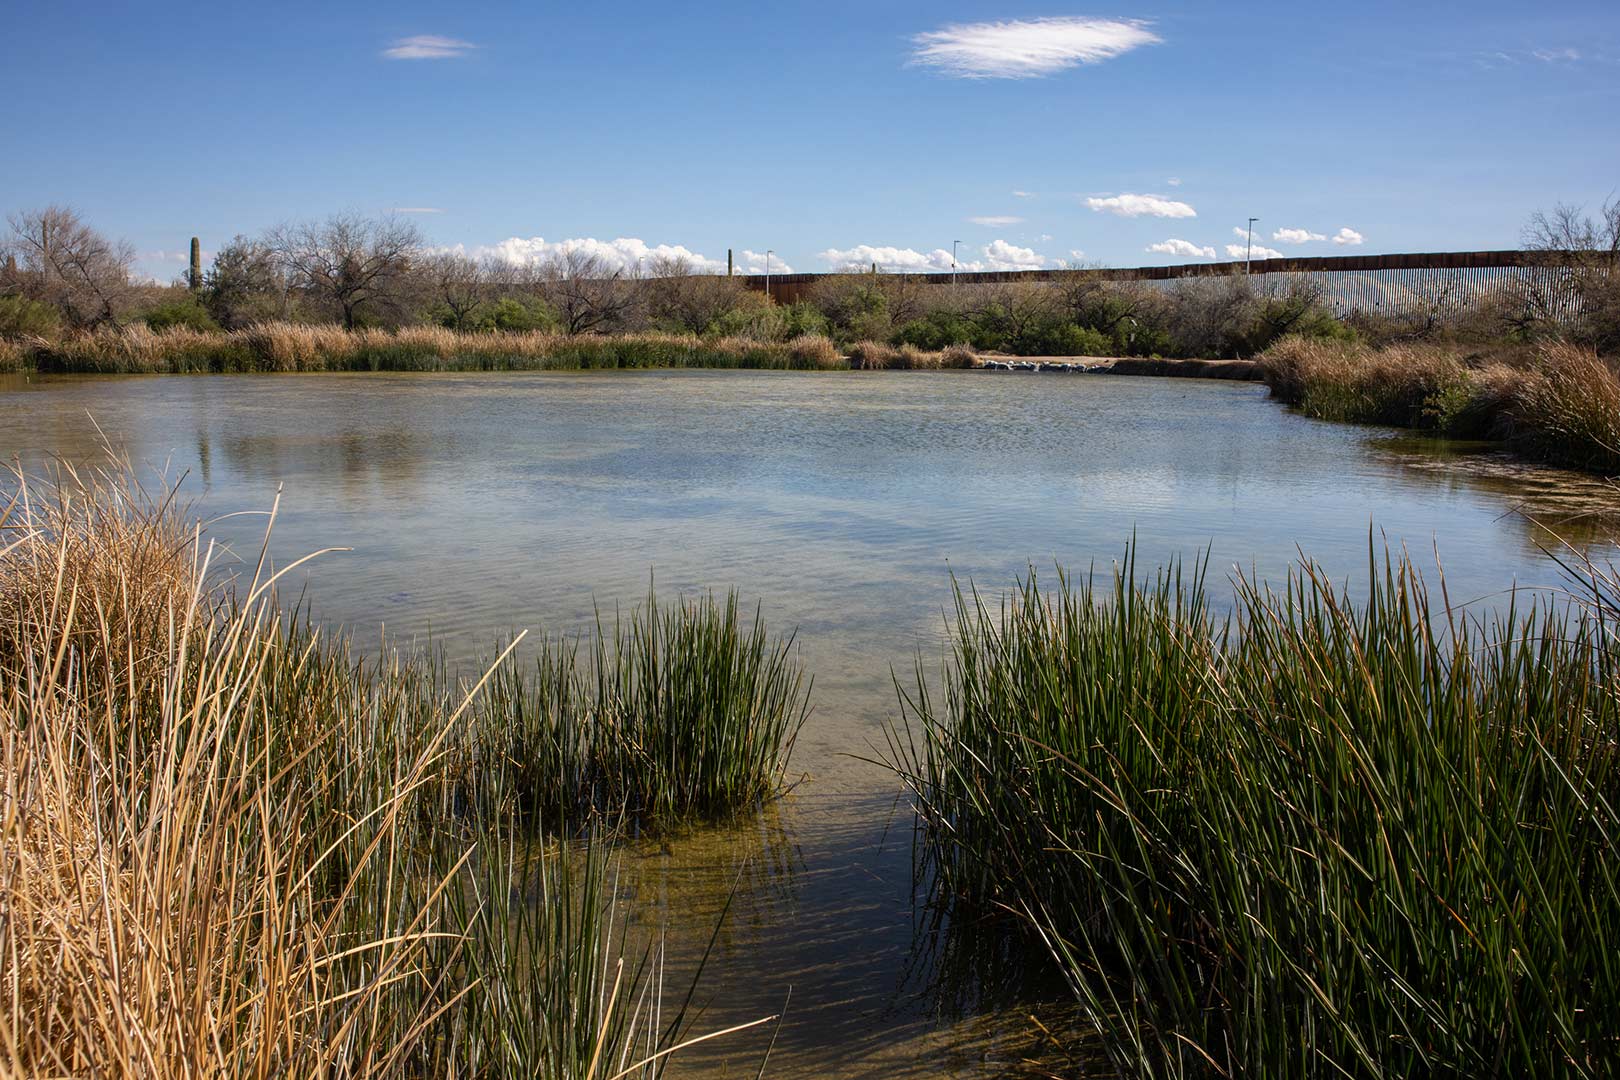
[952,240,961,286]
[1245,217,1259,274]
[765,250,773,301]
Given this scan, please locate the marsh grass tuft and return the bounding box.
[463,591,810,834]
[892,544,1620,1076]
[1260,334,1620,472]
[4,323,982,377]
[0,455,777,1077]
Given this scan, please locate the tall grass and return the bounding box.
[0,323,1000,375]
[846,340,977,370]
[461,592,810,833]
[1259,335,1620,473]
[0,457,777,1077]
[891,546,1620,1076]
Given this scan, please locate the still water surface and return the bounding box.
[5,369,1616,1076]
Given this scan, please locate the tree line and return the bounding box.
[2,202,1615,359]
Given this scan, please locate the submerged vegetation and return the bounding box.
[0,458,795,1076]
[891,548,1620,1076]
[1260,335,1620,473]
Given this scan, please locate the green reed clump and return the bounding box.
[596,590,809,822]
[893,543,1620,1077]
[462,591,810,832]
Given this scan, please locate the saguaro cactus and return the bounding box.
[189,237,202,291]
[727,248,734,277]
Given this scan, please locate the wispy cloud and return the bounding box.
[1011,190,1034,198]
[1533,47,1581,63]
[910,17,1160,79]
[1272,226,1326,244]
[383,35,477,60]
[1166,177,1183,187]
[1147,239,1215,260]
[388,206,445,214]
[968,215,1024,227]
[1332,227,1365,246]
[1226,242,1284,259]
[1087,193,1196,219]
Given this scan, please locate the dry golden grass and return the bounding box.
[0,458,456,1076]
[0,456,779,1077]
[1258,334,1620,472]
[847,340,902,370]
[0,338,26,373]
[786,333,842,369]
[10,323,860,374]
[1513,341,1620,471]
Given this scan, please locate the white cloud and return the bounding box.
[1037,234,1054,242]
[820,245,960,272]
[1011,190,1034,198]
[388,207,445,214]
[982,239,1047,270]
[466,236,773,274]
[738,249,793,274]
[1226,243,1285,260]
[1332,227,1365,246]
[1147,239,1216,260]
[968,215,1024,227]
[1272,226,1326,244]
[910,17,1160,79]
[817,241,1053,273]
[1533,47,1580,62]
[1086,193,1197,219]
[383,35,476,60]
[1166,177,1183,187]
[1068,249,1087,260]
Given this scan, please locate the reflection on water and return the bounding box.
[5,369,1618,1077]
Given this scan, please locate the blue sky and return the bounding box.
[4,1,1616,280]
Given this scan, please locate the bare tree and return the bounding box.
[965,281,1061,347]
[5,206,137,327]
[1524,198,1620,270]
[266,213,421,329]
[641,256,755,334]
[203,235,288,329]
[536,248,635,335]
[420,252,490,330]
[1521,197,1620,351]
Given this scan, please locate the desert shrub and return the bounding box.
[894,310,976,350]
[778,301,830,340]
[473,296,557,333]
[0,294,60,338]
[141,296,220,333]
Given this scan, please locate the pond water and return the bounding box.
[5,368,1617,1076]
